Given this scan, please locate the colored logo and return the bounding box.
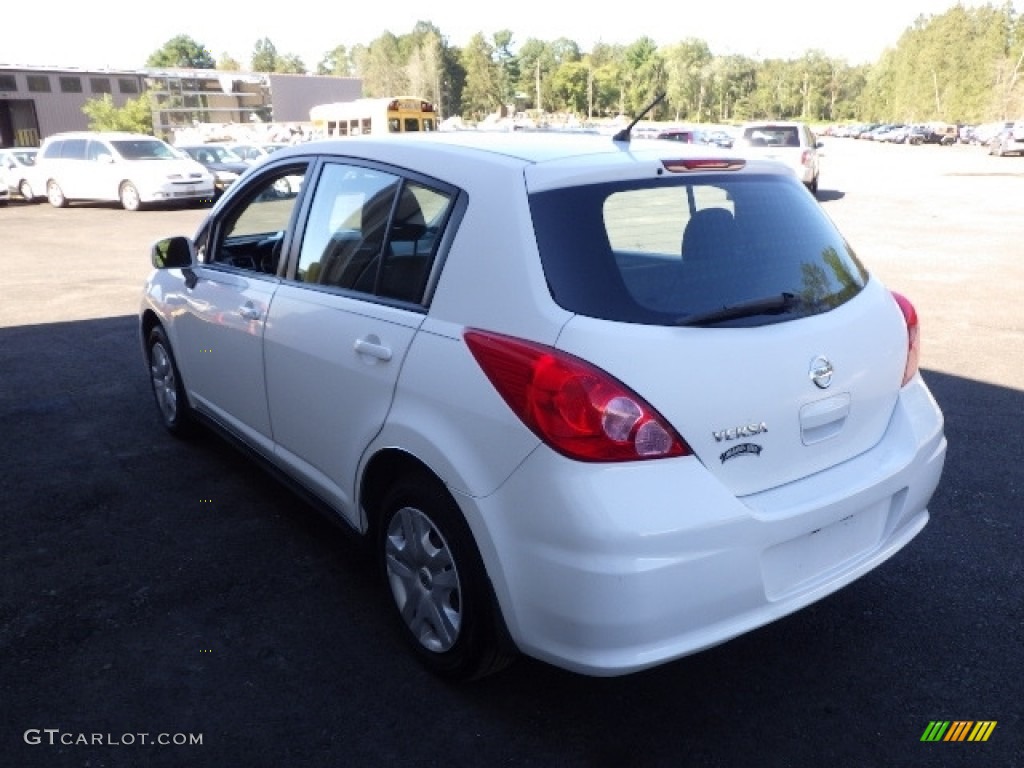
[920,721,997,742]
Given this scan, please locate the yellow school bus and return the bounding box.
[310,97,438,138]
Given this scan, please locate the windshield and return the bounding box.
[110,139,177,160]
[529,173,868,327]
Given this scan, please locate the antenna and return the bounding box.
[612,92,667,143]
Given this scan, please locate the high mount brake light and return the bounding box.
[892,292,920,386]
[464,330,691,462]
[662,158,746,172]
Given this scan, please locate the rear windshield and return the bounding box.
[529,174,868,327]
[741,125,801,147]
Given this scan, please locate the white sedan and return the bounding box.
[140,130,946,679]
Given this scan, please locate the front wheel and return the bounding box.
[120,182,142,211]
[146,325,194,436]
[378,473,515,680]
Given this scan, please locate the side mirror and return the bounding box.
[97,152,114,164]
[151,236,194,269]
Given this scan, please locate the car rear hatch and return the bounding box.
[526,163,907,497]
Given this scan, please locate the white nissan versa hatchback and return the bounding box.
[139,126,946,680]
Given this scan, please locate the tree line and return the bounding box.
[148,3,1024,125]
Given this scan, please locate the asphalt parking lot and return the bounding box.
[2,140,1022,767]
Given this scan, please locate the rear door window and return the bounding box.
[294,162,454,304]
[530,174,867,326]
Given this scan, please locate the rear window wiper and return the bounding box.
[676,292,801,327]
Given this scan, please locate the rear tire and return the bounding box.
[19,180,35,200]
[378,472,515,680]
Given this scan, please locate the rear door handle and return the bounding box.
[238,303,262,321]
[354,336,392,362]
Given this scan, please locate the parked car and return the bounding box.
[211,142,300,195]
[0,147,44,201]
[140,131,946,680]
[36,132,214,210]
[987,121,1024,157]
[733,121,822,193]
[969,121,1013,146]
[879,125,910,143]
[176,144,250,197]
[655,128,709,144]
[216,141,289,164]
[705,129,735,148]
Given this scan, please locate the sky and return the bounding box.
[1,0,999,72]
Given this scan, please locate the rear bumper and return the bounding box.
[462,374,946,676]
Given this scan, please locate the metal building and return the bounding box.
[0,65,362,147]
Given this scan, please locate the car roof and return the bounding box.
[42,131,161,141]
[741,120,807,127]
[275,130,775,166]
[260,131,794,194]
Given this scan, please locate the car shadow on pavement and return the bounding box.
[815,188,846,202]
[2,315,1020,768]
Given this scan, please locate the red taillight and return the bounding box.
[662,158,745,173]
[464,330,691,462]
[892,292,920,386]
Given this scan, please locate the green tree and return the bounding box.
[146,35,215,69]
[663,39,712,120]
[549,60,589,114]
[620,38,666,119]
[587,43,626,118]
[439,42,467,120]
[318,45,353,76]
[515,39,554,112]
[82,92,154,133]
[275,53,307,74]
[460,33,502,119]
[355,32,409,96]
[857,3,1023,122]
[217,52,242,71]
[405,31,445,109]
[251,38,279,72]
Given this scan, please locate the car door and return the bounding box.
[85,139,118,200]
[263,160,455,525]
[53,137,88,198]
[169,162,309,451]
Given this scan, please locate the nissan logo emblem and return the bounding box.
[810,355,834,389]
